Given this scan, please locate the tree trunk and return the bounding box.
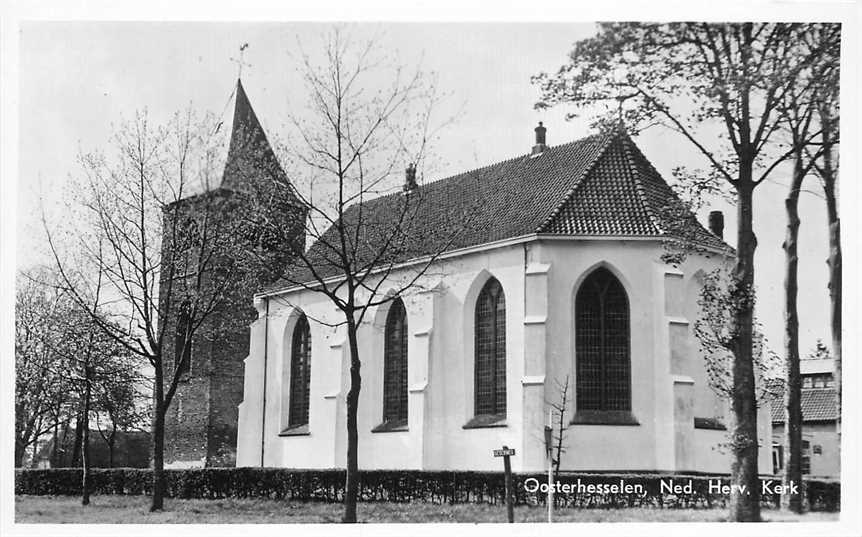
[728,177,761,522]
[150,366,166,512]
[781,161,804,513]
[71,411,84,467]
[342,312,362,523]
[14,438,27,468]
[812,99,841,448]
[108,426,117,468]
[823,151,840,444]
[51,412,60,468]
[30,443,41,469]
[81,365,92,506]
[58,418,72,467]
[827,215,840,430]
[554,408,564,479]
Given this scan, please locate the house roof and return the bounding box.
[273,129,730,290]
[771,388,839,423]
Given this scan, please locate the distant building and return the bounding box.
[33,426,150,469]
[771,358,840,479]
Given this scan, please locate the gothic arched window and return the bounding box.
[288,314,312,428]
[475,278,506,417]
[174,300,192,376]
[575,268,631,412]
[382,298,408,424]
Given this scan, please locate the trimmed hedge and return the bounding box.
[14,468,840,512]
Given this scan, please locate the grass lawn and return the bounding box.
[15,495,840,524]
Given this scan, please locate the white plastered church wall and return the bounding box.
[237,237,773,474]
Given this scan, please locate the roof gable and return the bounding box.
[540,134,657,235]
[541,134,726,251]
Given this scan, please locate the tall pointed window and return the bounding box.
[174,300,192,376]
[288,314,312,428]
[575,268,631,414]
[382,299,408,425]
[475,278,506,417]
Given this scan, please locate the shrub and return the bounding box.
[13,468,840,512]
[806,478,840,511]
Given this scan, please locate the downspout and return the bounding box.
[260,298,270,467]
[523,242,529,316]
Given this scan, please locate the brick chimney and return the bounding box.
[532,122,548,155]
[404,163,418,192]
[708,210,724,239]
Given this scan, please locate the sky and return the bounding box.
[16,21,836,356]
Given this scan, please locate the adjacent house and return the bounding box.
[771,357,840,479]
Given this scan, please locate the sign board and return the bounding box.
[495,445,516,523]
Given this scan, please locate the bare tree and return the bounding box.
[772,25,840,513]
[44,106,287,511]
[246,30,471,523]
[21,261,148,501]
[546,376,571,479]
[92,358,150,468]
[808,46,841,448]
[61,254,105,505]
[534,22,839,521]
[14,270,77,467]
[64,277,102,505]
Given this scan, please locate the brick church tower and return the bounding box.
[161,79,305,467]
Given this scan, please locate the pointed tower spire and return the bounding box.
[221,79,290,194]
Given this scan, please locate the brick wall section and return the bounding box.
[162,280,212,466]
[205,306,253,467]
[163,304,252,467]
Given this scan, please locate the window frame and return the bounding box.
[174,300,193,377]
[286,314,312,431]
[379,298,409,430]
[802,439,812,474]
[572,267,637,425]
[471,278,507,422]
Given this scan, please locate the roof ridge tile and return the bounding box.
[620,134,664,235]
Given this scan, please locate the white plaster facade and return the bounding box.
[236,236,773,473]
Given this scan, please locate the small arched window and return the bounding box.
[288,314,312,428]
[475,278,506,417]
[174,300,192,376]
[382,298,408,424]
[575,268,631,412]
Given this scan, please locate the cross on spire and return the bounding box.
[230,43,251,79]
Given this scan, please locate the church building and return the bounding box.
[234,109,774,473]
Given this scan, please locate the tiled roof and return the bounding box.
[274,130,729,288]
[770,388,839,423]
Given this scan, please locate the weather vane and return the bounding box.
[230,43,251,79]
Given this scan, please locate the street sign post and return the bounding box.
[493,446,516,523]
[546,409,553,523]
